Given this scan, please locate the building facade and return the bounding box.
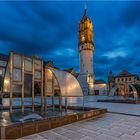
[109,70,139,98]
[94,80,108,95]
[77,4,94,95]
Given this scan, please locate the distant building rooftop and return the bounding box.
[64,68,79,78]
[95,80,106,85]
[44,61,59,70]
[116,70,138,78]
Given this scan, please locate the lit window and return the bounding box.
[81,36,85,42]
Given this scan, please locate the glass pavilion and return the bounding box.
[2,51,83,113]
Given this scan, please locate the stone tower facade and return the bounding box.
[77,4,94,95]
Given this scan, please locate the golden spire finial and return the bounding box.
[84,0,87,10]
[84,0,87,16]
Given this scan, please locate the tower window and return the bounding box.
[125,78,127,81]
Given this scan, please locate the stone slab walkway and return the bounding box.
[18,113,140,140]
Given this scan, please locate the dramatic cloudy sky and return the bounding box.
[0,1,140,81]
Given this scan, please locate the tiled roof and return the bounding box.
[116,70,136,77]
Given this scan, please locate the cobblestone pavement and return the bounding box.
[18,113,140,140]
[67,96,140,116]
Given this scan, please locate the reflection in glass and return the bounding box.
[24,74,32,97]
[47,82,53,93]
[46,69,53,80]
[13,69,22,81]
[54,78,58,86]
[35,59,41,70]
[13,54,21,68]
[35,71,41,79]
[12,84,21,97]
[3,62,10,92]
[34,82,41,96]
[24,57,32,72]
[0,60,7,67]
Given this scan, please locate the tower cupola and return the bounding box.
[78,4,93,48]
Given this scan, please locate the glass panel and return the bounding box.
[0,60,7,67]
[12,85,22,97]
[34,82,41,105]
[46,69,53,80]
[12,85,22,106]
[54,78,58,86]
[24,57,32,72]
[47,81,53,93]
[13,68,22,81]
[3,62,10,92]
[13,54,22,68]
[49,69,83,97]
[24,74,32,97]
[35,59,41,70]
[0,69,3,75]
[35,71,41,79]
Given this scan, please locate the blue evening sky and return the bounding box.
[0,1,140,81]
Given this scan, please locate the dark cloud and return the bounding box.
[134,40,140,47]
[0,1,140,81]
[120,1,140,27]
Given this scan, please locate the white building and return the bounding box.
[94,80,108,95]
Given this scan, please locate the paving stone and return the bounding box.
[77,128,100,138]
[97,128,122,137]
[95,133,118,140]
[120,134,137,140]
[134,131,140,136]
[52,127,68,134]
[19,113,140,140]
[63,124,82,131]
[80,136,95,140]
[39,131,68,140]
[60,129,85,139]
[22,134,45,140]
[110,126,136,135]
[80,124,101,131]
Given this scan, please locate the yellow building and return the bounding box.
[109,70,139,98]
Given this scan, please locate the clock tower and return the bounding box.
[77,3,94,95]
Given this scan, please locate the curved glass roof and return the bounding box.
[50,68,83,97]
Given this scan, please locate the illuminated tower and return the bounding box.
[77,2,94,95]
